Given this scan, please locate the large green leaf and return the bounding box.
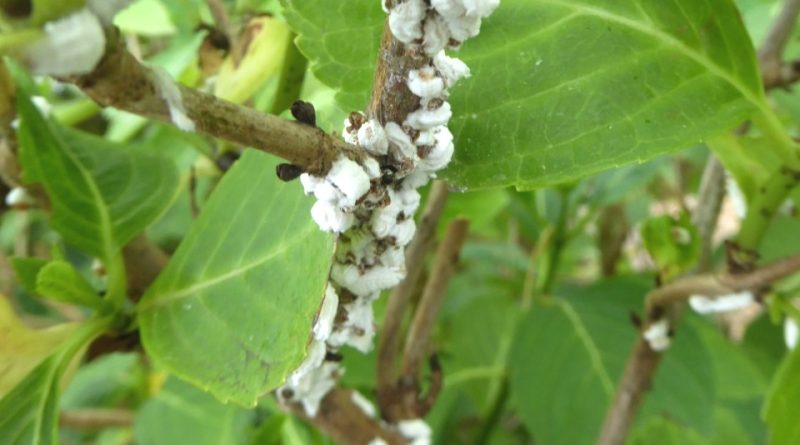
[282,0,762,190]
[134,378,252,445]
[17,97,180,262]
[764,347,800,445]
[138,150,335,406]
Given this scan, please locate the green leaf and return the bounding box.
[138,150,335,406]
[561,278,717,434]
[35,260,103,309]
[641,213,699,279]
[113,0,177,36]
[437,189,510,238]
[509,300,614,445]
[0,311,108,445]
[281,0,384,111]
[0,355,63,445]
[283,0,762,190]
[445,295,516,412]
[692,317,767,401]
[0,297,81,397]
[60,353,144,409]
[764,347,800,445]
[16,94,180,303]
[134,378,252,445]
[512,277,717,444]
[627,417,705,445]
[17,98,180,261]
[10,257,48,296]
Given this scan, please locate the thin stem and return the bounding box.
[60,408,134,429]
[401,218,469,379]
[66,28,362,176]
[647,253,800,313]
[206,0,236,45]
[475,378,510,445]
[536,188,570,296]
[521,225,554,310]
[736,165,800,252]
[759,0,800,88]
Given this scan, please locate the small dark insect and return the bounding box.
[1,0,32,18]
[380,165,398,186]
[276,163,304,182]
[196,24,231,51]
[291,100,317,127]
[325,351,344,362]
[215,150,242,172]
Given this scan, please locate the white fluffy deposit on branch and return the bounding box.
[277,0,499,430]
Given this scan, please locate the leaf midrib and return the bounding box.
[559,301,615,396]
[138,225,318,311]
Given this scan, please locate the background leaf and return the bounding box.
[138,150,334,406]
[763,346,800,445]
[134,378,252,445]
[0,313,108,445]
[282,0,762,190]
[0,297,81,397]
[509,277,721,445]
[35,260,103,309]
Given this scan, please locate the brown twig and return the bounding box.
[647,254,800,314]
[595,253,800,445]
[205,0,236,48]
[292,388,406,445]
[367,22,429,124]
[378,218,469,422]
[377,181,449,417]
[399,218,469,404]
[66,28,362,176]
[759,0,800,89]
[59,408,134,430]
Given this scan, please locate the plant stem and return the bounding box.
[476,378,510,445]
[536,188,570,295]
[736,165,800,252]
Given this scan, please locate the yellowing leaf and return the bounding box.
[0,296,82,397]
[214,16,290,103]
